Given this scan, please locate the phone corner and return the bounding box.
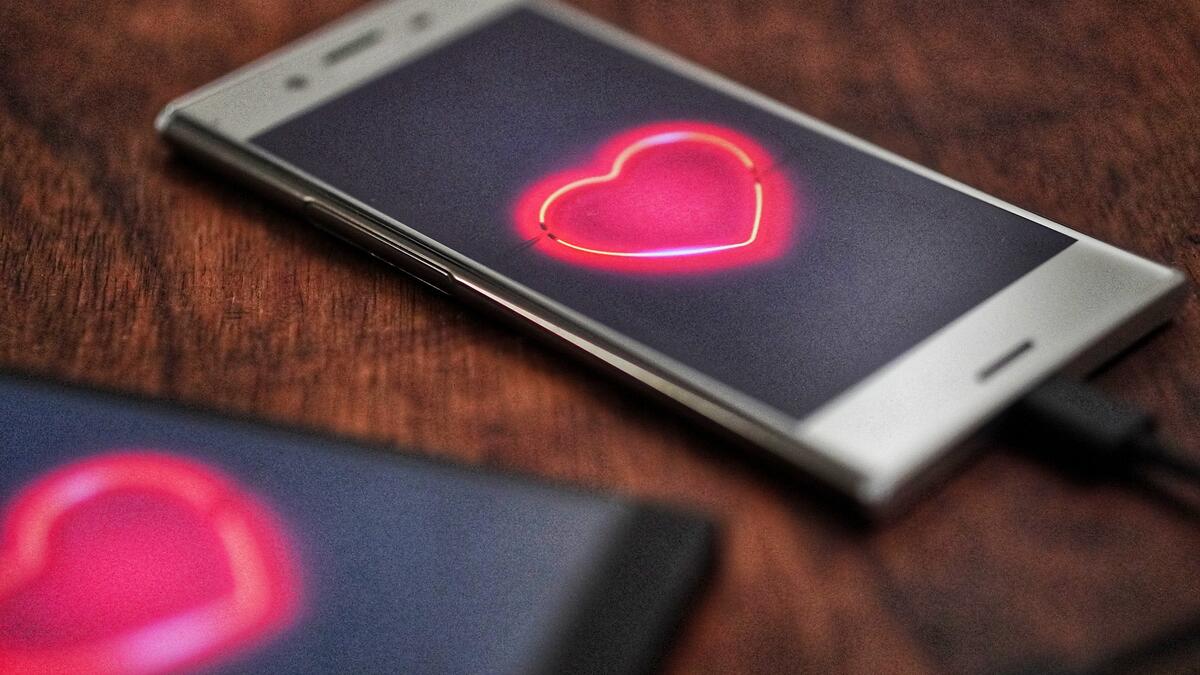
[153,101,181,138]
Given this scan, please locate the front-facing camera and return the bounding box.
[409,12,431,32]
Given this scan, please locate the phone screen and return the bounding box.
[250,7,1073,422]
[0,375,708,674]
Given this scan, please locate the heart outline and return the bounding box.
[538,131,765,258]
[0,452,301,675]
[514,121,795,273]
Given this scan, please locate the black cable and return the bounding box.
[1001,377,1200,674]
[1128,434,1200,484]
[1006,376,1200,485]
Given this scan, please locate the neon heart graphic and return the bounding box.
[514,121,794,273]
[0,452,301,675]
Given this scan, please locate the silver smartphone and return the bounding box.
[157,0,1186,512]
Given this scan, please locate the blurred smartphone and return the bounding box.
[157,0,1185,511]
[0,373,712,675]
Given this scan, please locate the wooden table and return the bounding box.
[3,1,1199,672]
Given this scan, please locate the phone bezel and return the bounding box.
[157,0,1187,512]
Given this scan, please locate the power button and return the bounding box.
[303,200,455,294]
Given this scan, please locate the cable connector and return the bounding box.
[1005,377,1200,483]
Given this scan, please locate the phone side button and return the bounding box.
[303,200,455,295]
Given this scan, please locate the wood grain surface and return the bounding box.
[3,0,1200,672]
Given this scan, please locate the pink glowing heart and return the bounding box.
[515,121,795,273]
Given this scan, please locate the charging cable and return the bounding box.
[1006,377,1200,484]
[1000,377,1200,674]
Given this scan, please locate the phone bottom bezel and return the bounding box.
[795,239,1185,508]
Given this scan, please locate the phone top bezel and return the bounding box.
[157,0,1187,511]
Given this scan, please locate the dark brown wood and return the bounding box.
[3,1,1199,672]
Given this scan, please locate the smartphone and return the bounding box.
[0,373,711,674]
[156,0,1186,512]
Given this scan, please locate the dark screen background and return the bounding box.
[252,8,1072,420]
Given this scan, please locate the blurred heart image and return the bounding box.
[0,452,301,675]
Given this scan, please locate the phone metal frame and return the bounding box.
[157,0,1187,513]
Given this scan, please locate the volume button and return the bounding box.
[302,200,455,294]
